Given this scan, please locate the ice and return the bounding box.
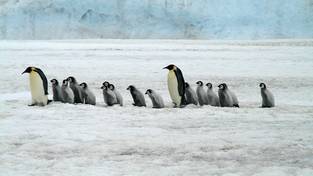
[0,39,313,175]
[0,0,313,39]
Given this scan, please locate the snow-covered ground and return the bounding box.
[0,39,313,176]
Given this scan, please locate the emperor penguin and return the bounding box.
[196,81,209,106]
[101,83,117,106]
[163,64,186,108]
[109,83,123,106]
[184,82,198,105]
[127,85,146,107]
[61,79,74,104]
[22,66,49,106]
[259,83,275,108]
[50,79,64,102]
[67,76,83,104]
[79,82,96,105]
[218,83,239,107]
[205,83,220,107]
[145,89,165,108]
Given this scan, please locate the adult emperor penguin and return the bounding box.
[61,79,74,104]
[22,66,49,106]
[163,64,186,107]
[101,83,117,106]
[79,82,96,105]
[218,83,239,107]
[259,83,275,108]
[184,82,198,105]
[109,83,123,106]
[67,76,83,104]
[127,85,146,107]
[205,83,220,107]
[50,79,64,102]
[145,89,165,108]
[196,81,209,106]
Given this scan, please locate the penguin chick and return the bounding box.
[260,83,275,108]
[218,83,239,107]
[101,84,117,106]
[127,85,146,107]
[79,82,96,105]
[145,89,164,108]
[205,83,220,107]
[196,81,209,106]
[50,79,64,102]
[61,79,74,104]
[109,84,123,106]
[184,82,198,105]
[67,76,83,104]
[218,83,233,107]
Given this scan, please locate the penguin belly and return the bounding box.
[29,72,47,105]
[167,71,181,106]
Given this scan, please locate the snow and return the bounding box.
[1,39,313,176]
[0,0,313,39]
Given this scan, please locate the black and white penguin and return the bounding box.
[218,83,239,107]
[67,76,83,104]
[184,82,198,105]
[101,83,117,106]
[163,64,186,107]
[205,83,220,107]
[259,83,275,108]
[22,66,49,106]
[127,85,146,107]
[50,79,64,102]
[61,79,74,104]
[79,82,96,105]
[145,89,165,108]
[109,83,123,106]
[196,81,209,106]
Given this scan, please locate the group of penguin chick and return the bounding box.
[50,76,275,108]
[50,76,163,108]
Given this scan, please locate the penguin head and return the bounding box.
[127,85,135,91]
[62,79,69,86]
[79,82,88,89]
[163,64,176,71]
[50,79,59,86]
[22,66,37,74]
[196,81,203,86]
[206,83,213,89]
[259,83,267,89]
[100,85,107,90]
[185,82,190,88]
[145,89,152,95]
[218,83,228,90]
[103,81,110,88]
[108,84,115,91]
[67,76,77,84]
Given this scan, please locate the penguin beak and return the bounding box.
[163,66,168,70]
[22,69,29,74]
[126,87,130,90]
[145,91,148,94]
[100,86,104,89]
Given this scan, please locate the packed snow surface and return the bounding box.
[0,39,313,176]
